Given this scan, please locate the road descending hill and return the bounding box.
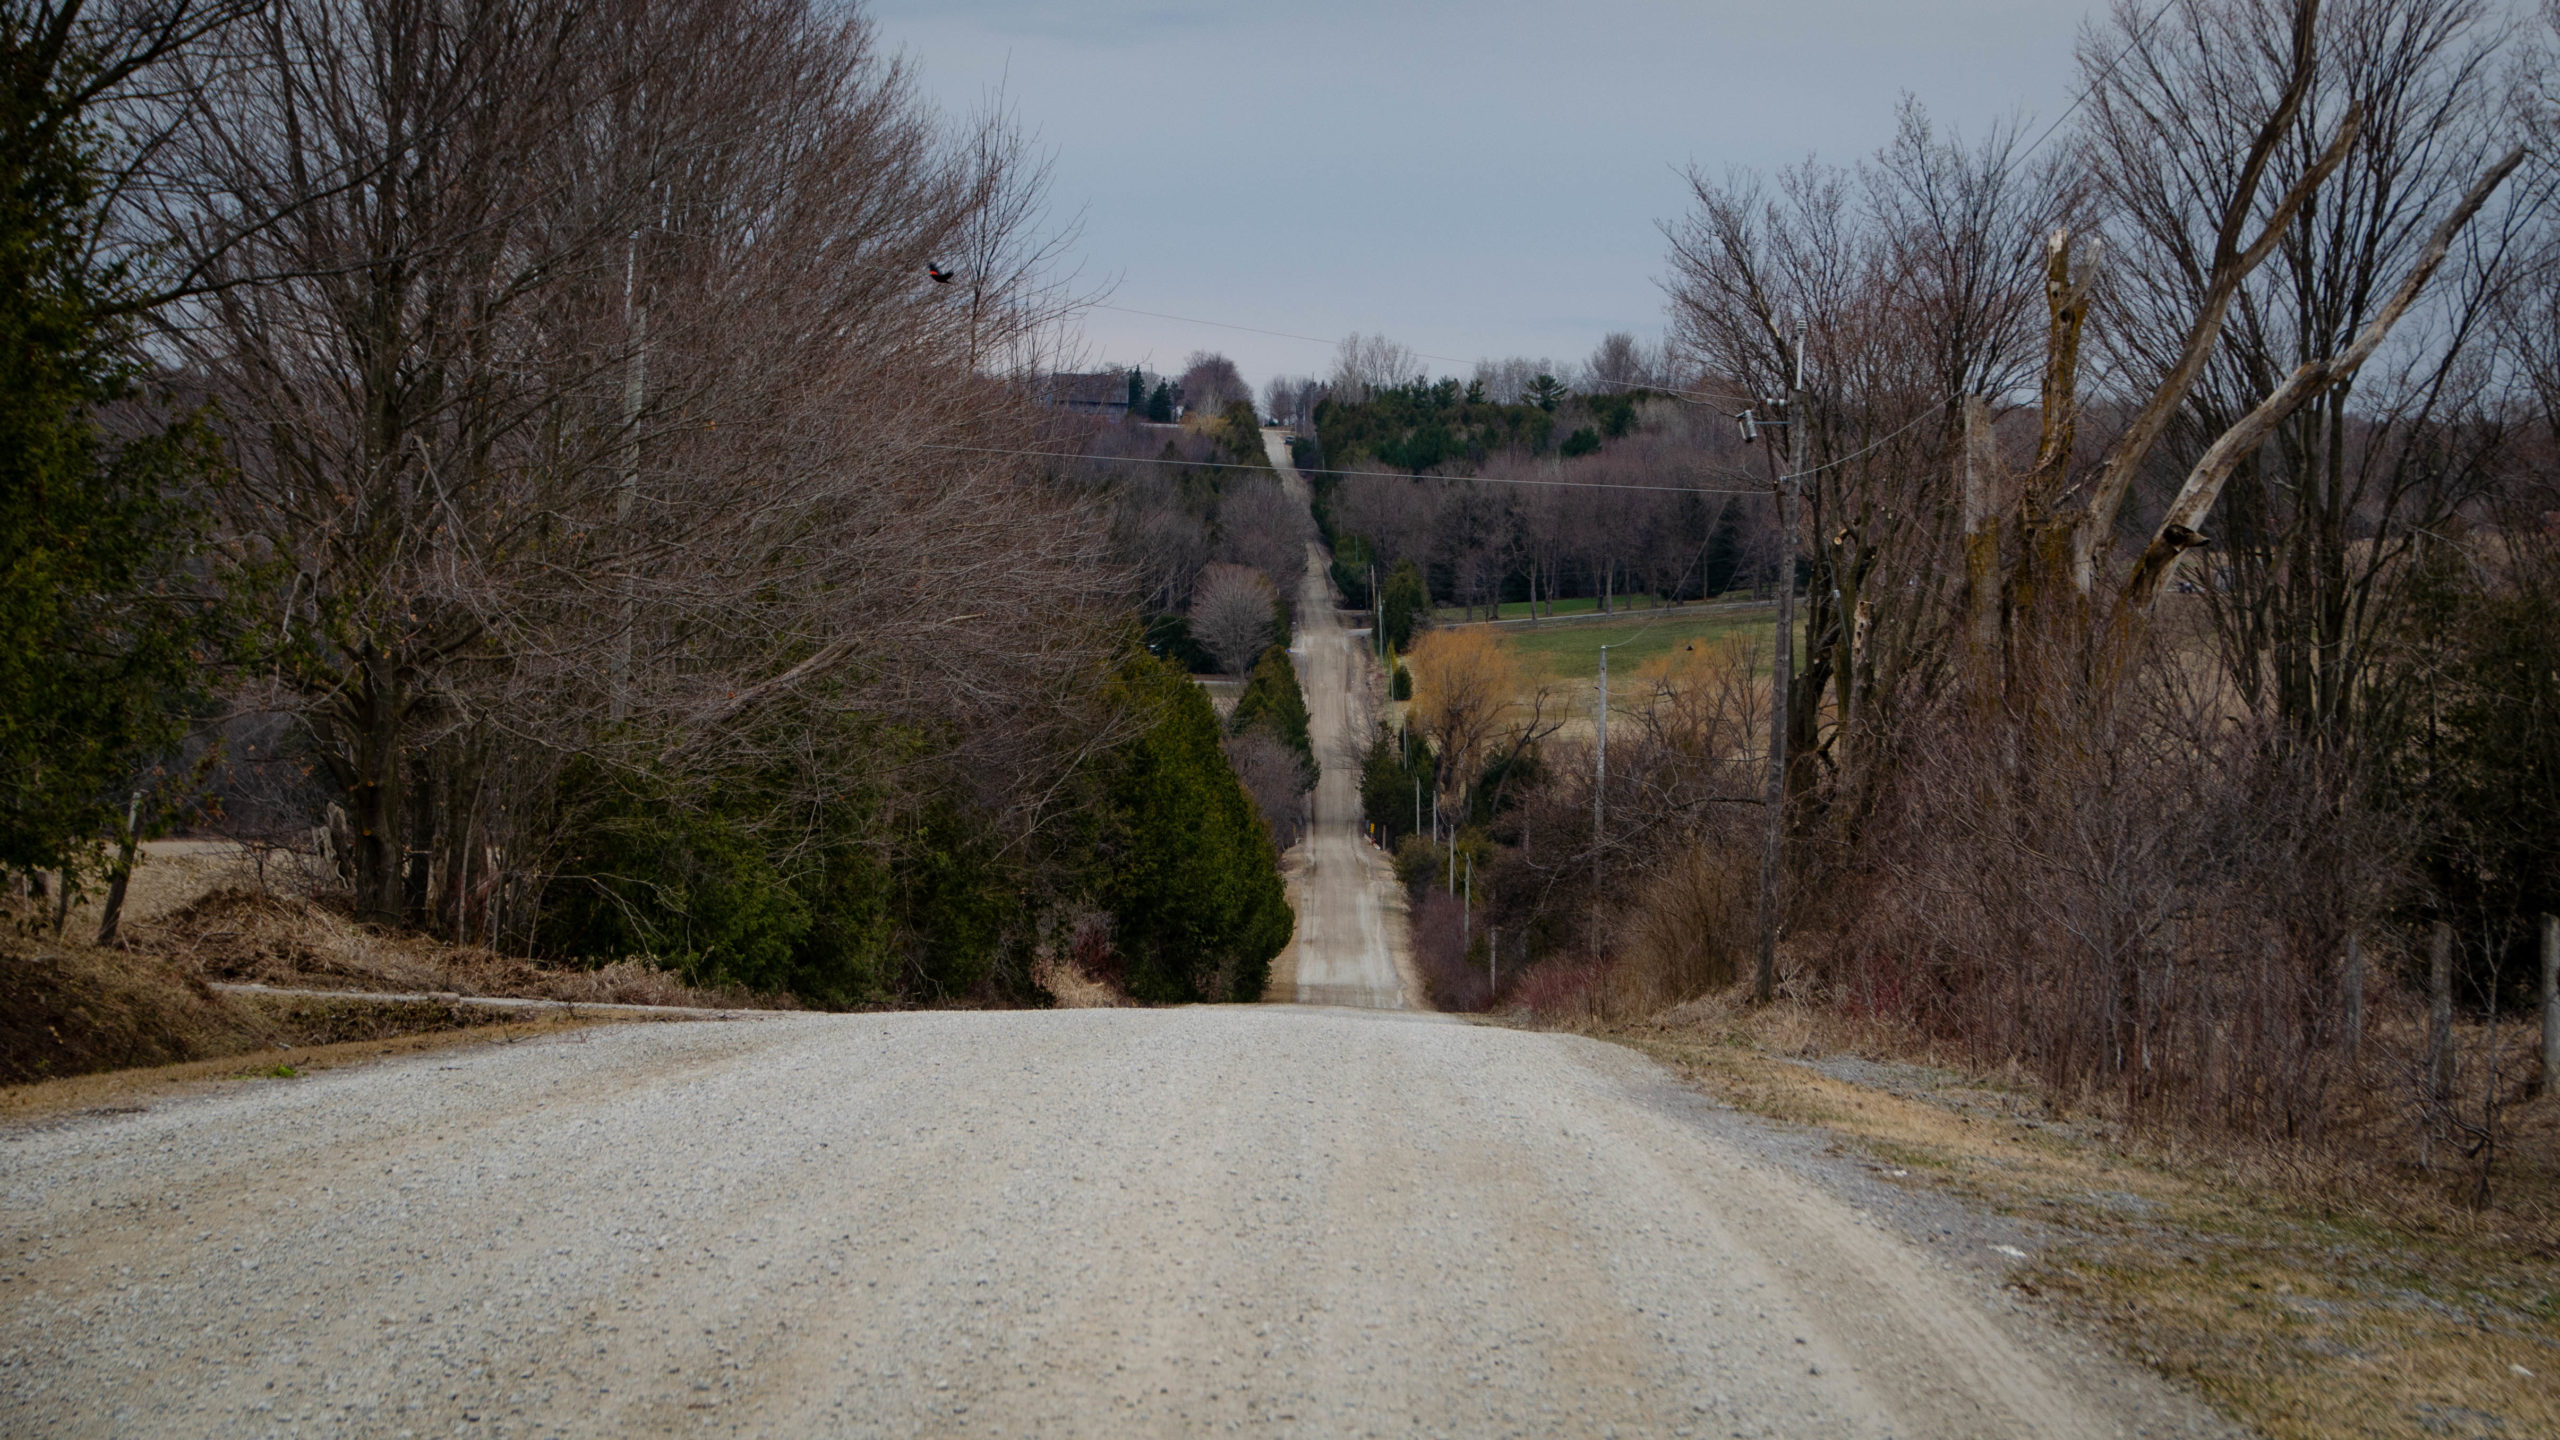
[1266,428,1415,1011]
[0,435,2231,1439]
[1,1008,2230,1438]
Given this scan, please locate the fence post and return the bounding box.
[2540,913,2557,1099]
[2342,931,2364,1067]
[2428,921,2454,1106]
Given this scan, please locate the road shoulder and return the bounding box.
[1558,1002,2556,1440]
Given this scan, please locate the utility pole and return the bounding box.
[1752,333,1804,1005]
[610,234,647,724]
[1594,642,1613,867]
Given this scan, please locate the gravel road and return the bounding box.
[1267,428,1416,1012]
[0,439,2226,1437]
[2,1007,2225,1439]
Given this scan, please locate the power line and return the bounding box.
[1777,402,1945,485]
[1085,2,2190,494]
[1756,1,2189,485]
[2015,0,2185,167]
[1087,301,1757,411]
[913,441,1767,496]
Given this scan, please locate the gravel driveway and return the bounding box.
[2,1006,2228,1438]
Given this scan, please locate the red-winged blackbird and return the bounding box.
[926,264,955,284]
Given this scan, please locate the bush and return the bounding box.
[1613,841,1753,1006]
[1361,726,1433,844]
[1392,832,1446,899]
[540,768,827,996]
[1411,892,1491,1011]
[1390,663,1412,701]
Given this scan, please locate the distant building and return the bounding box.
[1041,371,1133,418]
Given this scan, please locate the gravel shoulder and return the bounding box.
[4,1006,2233,1438]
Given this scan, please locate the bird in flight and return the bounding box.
[926,264,955,284]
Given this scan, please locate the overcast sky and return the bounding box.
[871,0,2104,394]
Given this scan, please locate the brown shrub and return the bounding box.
[1808,668,2399,1142]
[1614,839,1755,1007]
[1410,892,1489,1011]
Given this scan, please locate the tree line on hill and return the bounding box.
[1367,0,2560,1192]
[2,0,1291,1007]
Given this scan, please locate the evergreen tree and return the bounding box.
[1229,644,1314,782]
[1360,726,1433,845]
[1095,652,1293,1002]
[0,11,226,878]
[1379,560,1430,651]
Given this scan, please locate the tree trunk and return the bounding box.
[93,791,144,946]
[340,651,408,926]
[1959,396,2003,702]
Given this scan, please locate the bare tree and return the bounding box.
[1580,332,1659,393]
[1178,351,1251,414]
[141,0,1128,937]
[1214,476,1312,600]
[1471,356,1561,405]
[1223,732,1308,852]
[1263,373,1324,428]
[1330,331,1423,403]
[1191,563,1279,676]
[2079,0,2546,752]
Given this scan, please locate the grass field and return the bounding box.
[1429,593,1694,624]
[1456,603,1787,688]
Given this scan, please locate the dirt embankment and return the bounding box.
[4,843,786,1087]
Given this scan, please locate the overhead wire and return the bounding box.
[913,441,1766,496]
[1070,1,2188,497]
[1087,300,1759,411]
[1763,0,2187,488]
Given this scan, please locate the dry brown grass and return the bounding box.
[132,887,787,1009]
[0,1011,648,1130]
[1575,992,2560,1440]
[1030,948,1129,1008]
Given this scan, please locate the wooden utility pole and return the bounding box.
[2342,931,2365,1066]
[2428,921,2454,1105]
[1753,348,1804,1005]
[1594,642,1612,867]
[610,235,647,724]
[2540,914,2557,1098]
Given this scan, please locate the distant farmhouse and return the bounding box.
[1042,371,1133,419]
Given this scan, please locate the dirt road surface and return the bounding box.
[2,1009,2226,1439]
[1266,430,1416,1011]
[0,435,2226,1437]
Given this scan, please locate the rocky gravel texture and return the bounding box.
[2,1006,2235,1438]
